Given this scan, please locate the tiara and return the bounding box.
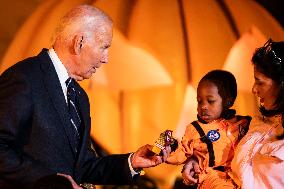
[262,38,282,64]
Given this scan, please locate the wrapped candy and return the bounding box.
[152,130,178,154]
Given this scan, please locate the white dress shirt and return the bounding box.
[48,48,69,103]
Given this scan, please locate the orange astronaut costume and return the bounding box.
[167,116,250,189]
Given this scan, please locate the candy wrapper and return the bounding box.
[152,130,178,154]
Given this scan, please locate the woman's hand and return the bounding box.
[57,173,83,189]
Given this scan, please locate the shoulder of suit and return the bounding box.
[3,49,49,73]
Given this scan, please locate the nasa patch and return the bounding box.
[207,129,220,142]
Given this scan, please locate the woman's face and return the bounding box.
[252,66,280,110]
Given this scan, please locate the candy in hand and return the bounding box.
[152,130,178,154]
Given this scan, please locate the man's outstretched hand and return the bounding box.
[130,144,171,169]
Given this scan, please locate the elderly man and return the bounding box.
[0,5,168,189]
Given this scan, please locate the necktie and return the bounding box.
[66,78,83,139]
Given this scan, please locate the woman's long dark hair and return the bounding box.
[252,39,284,139]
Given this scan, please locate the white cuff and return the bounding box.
[128,153,141,177]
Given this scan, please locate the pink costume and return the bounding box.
[230,114,284,189]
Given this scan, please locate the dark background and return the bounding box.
[257,0,284,27]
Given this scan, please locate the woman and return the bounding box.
[182,39,284,188]
[230,39,284,188]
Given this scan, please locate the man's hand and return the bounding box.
[182,158,200,185]
[131,144,171,169]
[57,173,83,189]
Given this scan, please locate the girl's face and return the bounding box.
[197,81,223,123]
[252,66,279,110]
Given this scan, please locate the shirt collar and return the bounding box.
[48,48,69,85]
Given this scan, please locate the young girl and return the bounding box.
[166,70,251,189]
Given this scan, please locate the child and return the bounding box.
[166,70,251,189]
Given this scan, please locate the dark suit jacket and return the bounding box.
[0,49,133,189]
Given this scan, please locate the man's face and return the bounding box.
[75,23,113,80]
[197,81,223,123]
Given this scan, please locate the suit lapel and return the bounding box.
[38,49,78,157]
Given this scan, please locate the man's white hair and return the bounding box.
[52,5,112,45]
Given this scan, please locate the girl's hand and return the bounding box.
[182,158,200,185]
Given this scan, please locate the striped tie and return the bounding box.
[66,78,82,139]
